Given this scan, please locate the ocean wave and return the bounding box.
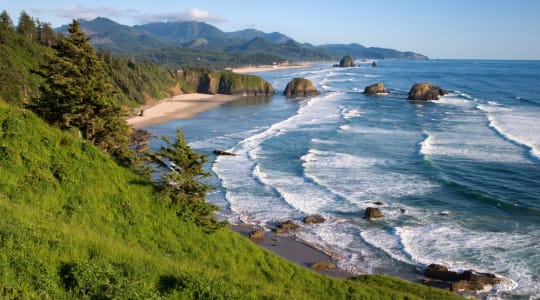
[301,149,438,204]
[478,104,540,160]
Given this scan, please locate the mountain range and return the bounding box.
[57,17,428,66]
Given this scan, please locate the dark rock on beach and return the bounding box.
[274,220,301,233]
[248,229,265,240]
[303,214,326,224]
[407,83,448,101]
[364,83,389,95]
[283,78,320,98]
[423,263,502,294]
[364,207,384,219]
[213,149,236,156]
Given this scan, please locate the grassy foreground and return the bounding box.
[0,102,462,299]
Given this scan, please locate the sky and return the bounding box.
[4,0,540,59]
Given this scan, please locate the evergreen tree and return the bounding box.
[32,20,130,158]
[151,130,225,232]
[0,10,13,29]
[17,11,36,41]
[36,20,55,47]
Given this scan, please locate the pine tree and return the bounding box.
[0,10,13,29]
[36,20,55,47]
[151,130,225,232]
[17,11,36,41]
[32,20,130,158]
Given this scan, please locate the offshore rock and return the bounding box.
[364,207,384,219]
[303,214,326,224]
[407,83,448,101]
[364,83,389,95]
[283,78,320,98]
[338,55,356,67]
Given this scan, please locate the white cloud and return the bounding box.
[32,5,225,24]
[135,8,225,23]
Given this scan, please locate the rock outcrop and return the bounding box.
[338,55,355,67]
[363,83,389,95]
[407,83,447,101]
[364,207,384,219]
[283,78,320,98]
[423,263,502,294]
[303,214,326,224]
[198,70,274,96]
[274,220,300,233]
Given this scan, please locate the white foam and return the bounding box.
[301,149,438,204]
[391,224,538,296]
[478,103,540,160]
[341,107,363,119]
[213,92,345,221]
[437,94,475,107]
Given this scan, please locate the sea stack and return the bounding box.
[407,83,447,101]
[364,83,389,95]
[283,78,320,98]
[338,55,356,67]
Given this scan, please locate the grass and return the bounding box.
[0,101,463,299]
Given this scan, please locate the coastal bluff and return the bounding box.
[283,78,320,98]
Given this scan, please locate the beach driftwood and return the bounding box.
[311,262,336,270]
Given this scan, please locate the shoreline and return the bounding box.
[232,62,316,74]
[230,224,354,278]
[126,63,317,128]
[126,93,240,129]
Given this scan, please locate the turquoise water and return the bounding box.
[146,60,540,298]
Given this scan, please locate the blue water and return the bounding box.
[146,60,540,299]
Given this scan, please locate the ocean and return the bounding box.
[146,60,540,299]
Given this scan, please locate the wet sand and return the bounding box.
[231,224,354,278]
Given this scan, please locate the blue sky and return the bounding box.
[4,0,540,59]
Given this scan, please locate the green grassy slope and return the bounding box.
[0,101,463,299]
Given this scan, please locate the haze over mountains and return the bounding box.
[58,17,428,66]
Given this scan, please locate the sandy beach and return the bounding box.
[126,93,239,128]
[232,62,315,74]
